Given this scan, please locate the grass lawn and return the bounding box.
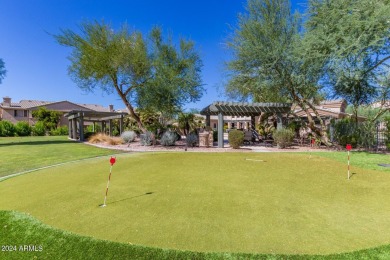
[316,151,390,172]
[0,136,121,177]
[1,152,390,257]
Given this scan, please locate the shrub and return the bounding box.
[15,121,32,136]
[213,130,218,142]
[50,126,69,136]
[140,131,154,146]
[186,132,198,147]
[228,130,244,149]
[0,120,16,137]
[332,118,359,147]
[86,124,102,133]
[88,133,123,145]
[32,121,46,136]
[385,117,390,150]
[160,130,178,146]
[121,131,137,143]
[332,118,377,149]
[273,128,294,148]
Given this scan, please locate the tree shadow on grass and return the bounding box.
[104,192,155,206]
[0,140,74,147]
[349,172,357,179]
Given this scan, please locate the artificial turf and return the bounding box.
[1,152,390,256]
[3,210,390,260]
[0,136,120,177]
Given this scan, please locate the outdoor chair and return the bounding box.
[243,130,253,145]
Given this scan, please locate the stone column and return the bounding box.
[251,116,256,132]
[72,119,77,140]
[108,119,113,136]
[276,113,283,130]
[218,112,224,148]
[102,121,106,134]
[79,114,84,141]
[68,120,72,138]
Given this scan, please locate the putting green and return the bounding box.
[1,152,390,255]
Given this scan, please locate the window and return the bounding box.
[14,110,18,117]
[213,123,217,129]
[24,110,28,117]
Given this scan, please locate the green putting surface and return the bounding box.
[1,152,390,255]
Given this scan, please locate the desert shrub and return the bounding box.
[174,131,181,141]
[0,120,16,137]
[186,132,198,147]
[140,131,154,146]
[88,133,110,143]
[32,121,46,136]
[228,130,244,149]
[107,137,124,145]
[50,126,69,136]
[160,130,178,146]
[273,128,294,148]
[88,133,123,145]
[15,121,31,136]
[121,131,137,143]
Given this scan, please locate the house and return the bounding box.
[0,96,116,126]
[293,99,365,123]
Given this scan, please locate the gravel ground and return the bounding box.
[85,138,331,153]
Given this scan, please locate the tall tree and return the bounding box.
[226,0,327,138]
[55,21,203,132]
[304,0,390,121]
[0,58,6,84]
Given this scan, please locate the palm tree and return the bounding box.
[177,113,196,136]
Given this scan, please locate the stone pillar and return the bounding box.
[276,113,283,130]
[251,116,256,132]
[79,114,84,141]
[218,112,224,148]
[68,120,72,138]
[72,119,77,140]
[102,121,106,134]
[108,119,113,136]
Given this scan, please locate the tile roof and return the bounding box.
[1,99,112,113]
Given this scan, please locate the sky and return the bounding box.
[0,0,307,111]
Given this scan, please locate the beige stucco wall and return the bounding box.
[0,108,29,124]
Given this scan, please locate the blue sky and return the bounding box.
[0,0,306,111]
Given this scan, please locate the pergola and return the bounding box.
[64,110,128,141]
[200,101,292,148]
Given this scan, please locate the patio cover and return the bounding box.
[200,101,292,147]
[64,110,128,141]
